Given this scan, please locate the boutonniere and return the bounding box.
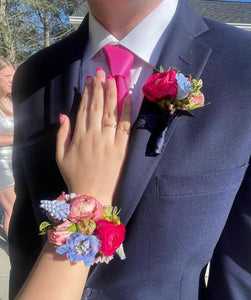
[143,67,205,115]
[141,67,208,156]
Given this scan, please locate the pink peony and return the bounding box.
[48,220,73,246]
[94,219,125,256]
[142,69,177,102]
[68,195,104,223]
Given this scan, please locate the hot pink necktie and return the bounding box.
[103,45,134,117]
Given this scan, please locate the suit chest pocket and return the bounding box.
[157,164,248,197]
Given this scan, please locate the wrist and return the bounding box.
[67,186,113,207]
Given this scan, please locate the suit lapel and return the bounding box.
[52,15,90,121]
[155,0,212,79]
[114,0,212,226]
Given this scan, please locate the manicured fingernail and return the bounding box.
[96,67,103,71]
[125,92,131,98]
[86,75,92,83]
[59,113,64,125]
[107,75,113,80]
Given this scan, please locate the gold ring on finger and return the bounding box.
[102,123,117,128]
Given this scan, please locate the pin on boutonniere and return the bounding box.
[141,67,208,156]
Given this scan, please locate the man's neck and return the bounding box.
[87,0,164,40]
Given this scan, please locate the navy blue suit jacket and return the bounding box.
[9,0,251,299]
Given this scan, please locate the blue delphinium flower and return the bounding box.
[40,200,70,221]
[176,73,193,100]
[56,232,100,266]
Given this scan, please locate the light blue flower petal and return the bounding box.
[55,232,100,265]
[56,245,69,255]
[40,199,70,221]
[176,74,193,100]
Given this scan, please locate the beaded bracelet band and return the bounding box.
[39,192,126,266]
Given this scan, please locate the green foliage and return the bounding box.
[159,65,164,73]
[66,222,77,232]
[77,219,96,235]
[39,221,55,235]
[103,206,121,225]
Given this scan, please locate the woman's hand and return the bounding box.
[56,67,132,206]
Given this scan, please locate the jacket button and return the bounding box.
[83,288,92,297]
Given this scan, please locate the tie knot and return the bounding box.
[103,45,134,77]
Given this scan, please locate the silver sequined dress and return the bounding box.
[0,109,14,189]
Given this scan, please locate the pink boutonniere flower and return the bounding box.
[143,69,178,101]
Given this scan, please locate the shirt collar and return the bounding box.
[84,0,178,66]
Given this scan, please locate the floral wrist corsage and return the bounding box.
[39,193,126,266]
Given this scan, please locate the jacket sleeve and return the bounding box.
[8,66,45,300]
[206,160,251,299]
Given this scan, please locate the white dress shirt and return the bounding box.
[81,0,178,123]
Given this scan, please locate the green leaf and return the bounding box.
[67,223,77,232]
[159,65,164,73]
[39,221,54,235]
[103,206,113,217]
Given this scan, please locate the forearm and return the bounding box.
[15,241,89,300]
[0,135,13,146]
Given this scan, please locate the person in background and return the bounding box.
[0,57,15,236]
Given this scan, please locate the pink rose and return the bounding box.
[189,93,205,107]
[94,219,125,256]
[142,69,177,102]
[68,195,103,223]
[48,220,73,246]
